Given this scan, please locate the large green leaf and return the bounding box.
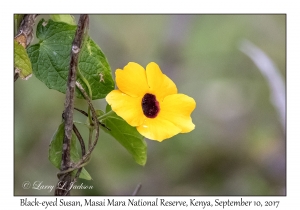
[27,18,114,100]
[100,105,147,166]
[14,40,32,80]
[49,122,92,180]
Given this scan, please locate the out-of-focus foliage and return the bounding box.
[14,15,285,195]
[14,40,32,80]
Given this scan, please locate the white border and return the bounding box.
[3,0,300,209]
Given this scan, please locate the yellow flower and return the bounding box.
[106,62,196,142]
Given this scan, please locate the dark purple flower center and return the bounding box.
[142,93,160,118]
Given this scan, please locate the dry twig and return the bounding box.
[55,14,89,196]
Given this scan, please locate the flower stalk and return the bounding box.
[97,110,115,121]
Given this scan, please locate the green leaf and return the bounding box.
[79,168,92,180]
[50,14,76,25]
[77,37,115,99]
[27,19,114,100]
[14,40,32,80]
[49,122,92,180]
[100,105,147,166]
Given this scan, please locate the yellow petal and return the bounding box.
[106,90,145,126]
[137,117,181,142]
[159,94,196,133]
[116,62,149,97]
[146,62,177,101]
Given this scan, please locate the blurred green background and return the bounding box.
[14,14,286,196]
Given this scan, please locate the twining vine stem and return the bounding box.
[55,81,101,186]
[72,124,86,182]
[74,81,100,165]
[55,14,89,196]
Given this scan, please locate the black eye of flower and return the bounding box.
[142,93,160,118]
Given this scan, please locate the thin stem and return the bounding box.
[73,124,86,157]
[57,160,90,176]
[73,121,91,127]
[132,183,142,196]
[88,128,93,148]
[74,107,88,117]
[72,124,85,182]
[74,81,99,164]
[75,66,93,148]
[75,107,110,130]
[77,68,93,129]
[97,110,114,121]
[77,69,93,100]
